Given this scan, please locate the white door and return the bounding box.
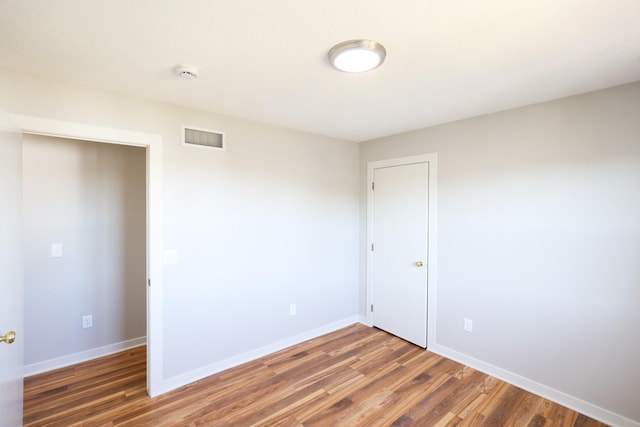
[371,162,429,347]
[0,125,24,426]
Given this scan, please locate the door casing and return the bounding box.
[366,153,438,348]
[0,121,24,427]
[9,114,164,397]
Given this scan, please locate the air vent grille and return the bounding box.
[182,126,225,150]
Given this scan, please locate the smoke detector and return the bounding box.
[175,65,199,80]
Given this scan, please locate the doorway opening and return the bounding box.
[22,135,146,377]
[11,114,163,397]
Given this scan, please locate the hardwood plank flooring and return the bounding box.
[23,324,610,426]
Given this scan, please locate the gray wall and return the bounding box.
[22,135,146,365]
[360,81,640,422]
[1,68,360,381]
[6,65,638,424]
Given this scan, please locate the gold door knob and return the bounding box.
[416,261,424,267]
[0,331,16,344]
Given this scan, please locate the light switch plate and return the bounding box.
[464,318,473,333]
[51,243,64,258]
[163,249,180,265]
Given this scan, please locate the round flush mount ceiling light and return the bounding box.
[328,39,386,73]
[175,64,199,80]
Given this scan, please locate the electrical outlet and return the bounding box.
[289,304,297,316]
[83,315,93,329]
[464,318,473,333]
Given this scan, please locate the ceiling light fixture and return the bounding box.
[328,39,386,73]
[175,64,199,80]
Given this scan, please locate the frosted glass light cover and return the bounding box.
[334,49,382,73]
[328,40,386,73]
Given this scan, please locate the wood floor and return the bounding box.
[24,324,609,426]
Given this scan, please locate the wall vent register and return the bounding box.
[182,126,225,150]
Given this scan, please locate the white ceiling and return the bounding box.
[1,0,639,142]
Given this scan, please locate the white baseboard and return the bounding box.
[358,314,371,326]
[428,343,639,427]
[24,337,147,377]
[158,316,360,395]
[28,325,634,427]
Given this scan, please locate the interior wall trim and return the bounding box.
[24,337,146,377]
[428,343,640,427]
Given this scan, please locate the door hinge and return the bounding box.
[371,243,374,251]
[371,182,375,190]
[371,304,374,312]
[148,278,151,287]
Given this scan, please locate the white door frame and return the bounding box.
[9,114,164,397]
[0,122,24,427]
[366,153,438,348]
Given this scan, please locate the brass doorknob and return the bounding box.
[416,261,424,267]
[0,331,16,344]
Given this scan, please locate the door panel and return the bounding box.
[372,162,428,347]
[0,123,24,426]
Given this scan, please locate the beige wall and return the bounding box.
[360,81,640,423]
[22,135,146,366]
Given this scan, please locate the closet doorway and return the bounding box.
[11,114,163,398]
[22,135,146,377]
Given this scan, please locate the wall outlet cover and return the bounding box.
[82,315,93,328]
